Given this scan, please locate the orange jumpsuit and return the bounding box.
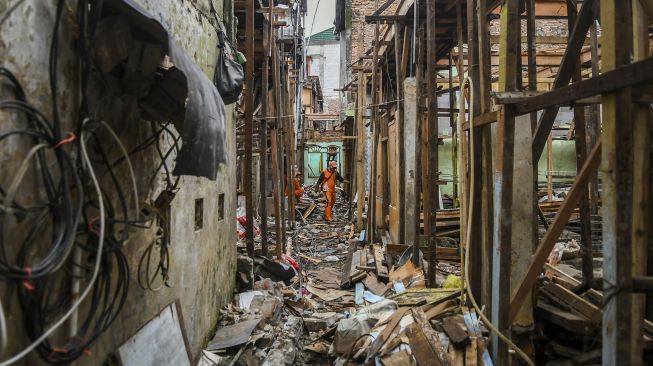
[285,177,304,200]
[316,168,344,221]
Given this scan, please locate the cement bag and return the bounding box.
[332,299,398,354]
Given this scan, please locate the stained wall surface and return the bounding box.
[0,0,236,364]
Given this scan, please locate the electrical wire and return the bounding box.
[0,122,106,366]
[459,76,535,366]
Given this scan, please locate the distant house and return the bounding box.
[306,27,341,114]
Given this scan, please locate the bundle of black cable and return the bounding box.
[0,0,139,364]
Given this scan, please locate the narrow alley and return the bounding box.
[1,0,653,365]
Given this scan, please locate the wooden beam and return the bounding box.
[270,5,284,259]
[513,56,653,115]
[531,0,596,164]
[404,77,419,254]
[259,17,270,257]
[395,22,408,243]
[244,0,255,258]
[601,0,635,363]
[567,0,594,288]
[425,0,438,286]
[509,140,602,323]
[477,0,494,315]
[632,1,651,360]
[356,71,367,231]
[492,1,520,363]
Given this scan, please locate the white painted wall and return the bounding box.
[308,43,341,113]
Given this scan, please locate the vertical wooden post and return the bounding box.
[412,25,424,265]
[566,0,594,285]
[260,17,270,257]
[404,77,419,254]
[368,3,381,243]
[278,46,287,249]
[286,59,296,230]
[491,1,519,363]
[425,0,438,286]
[477,0,494,313]
[588,21,601,215]
[356,71,366,231]
[526,0,539,253]
[631,0,650,360]
[394,22,407,243]
[380,72,389,234]
[466,0,483,303]
[600,0,634,364]
[547,135,553,202]
[270,5,284,259]
[244,0,255,258]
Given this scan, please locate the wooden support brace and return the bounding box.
[509,140,602,323]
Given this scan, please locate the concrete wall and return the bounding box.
[0,0,236,364]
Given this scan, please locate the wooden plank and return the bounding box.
[243,0,255,257]
[366,307,412,361]
[540,282,602,324]
[531,0,596,163]
[412,307,448,365]
[356,71,366,231]
[406,323,441,366]
[259,18,270,257]
[373,244,389,279]
[395,22,408,243]
[340,241,357,288]
[509,140,602,323]
[424,0,438,287]
[567,0,594,286]
[534,302,596,336]
[601,0,635,364]
[477,0,494,316]
[465,337,479,366]
[632,1,651,359]
[491,1,520,362]
[442,316,471,349]
[404,77,420,252]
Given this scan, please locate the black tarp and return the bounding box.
[101,0,228,180]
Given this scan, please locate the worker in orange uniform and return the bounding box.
[285,171,305,201]
[314,160,344,221]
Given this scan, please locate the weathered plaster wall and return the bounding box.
[0,0,236,364]
[308,42,342,113]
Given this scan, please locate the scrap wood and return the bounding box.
[300,253,322,264]
[390,288,460,307]
[363,273,389,296]
[366,307,412,361]
[389,260,422,285]
[305,284,352,302]
[534,302,596,336]
[348,224,355,240]
[423,299,458,320]
[465,337,479,366]
[540,282,602,325]
[412,307,450,365]
[373,244,389,279]
[380,350,413,366]
[302,203,317,219]
[340,241,358,288]
[405,323,443,366]
[441,316,470,349]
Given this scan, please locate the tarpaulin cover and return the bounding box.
[103,0,228,180]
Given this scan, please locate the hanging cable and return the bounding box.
[0,121,106,366]
[459,76,535,366]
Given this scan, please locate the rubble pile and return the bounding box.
[199,196,505,366]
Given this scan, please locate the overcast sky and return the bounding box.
[305,0,336,35]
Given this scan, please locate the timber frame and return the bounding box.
[349,0,653,363]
